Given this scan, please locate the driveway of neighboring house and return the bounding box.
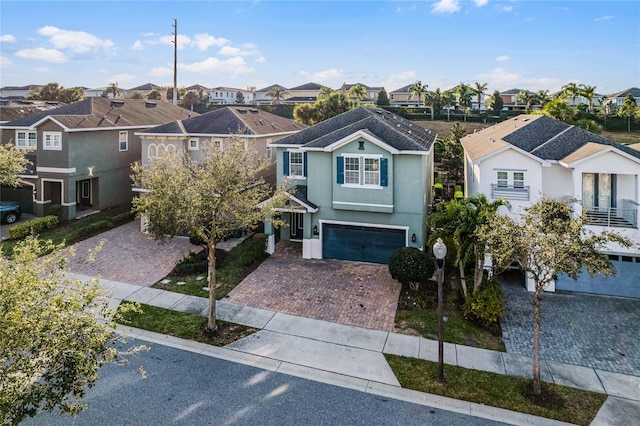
[225,241,401,332]
[499,270,640,377]
[63,220,201,287]
[0,213,34,240]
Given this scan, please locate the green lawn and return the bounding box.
[386,354,606,426]
[152,234,268,299]
[117,301,257,346]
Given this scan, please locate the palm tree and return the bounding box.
[618,94,638,132]
[579,84,597,113]
[318,86,334,99]
[535,90,551,109]
[455,83,473,121]
[265,85,289,104]
[293,103,317,125]
[441,90,456,121]
[408,80,427,107]
[597,95,613,130]
[424,89,442,120]
[561,82,580,106]
[104,82,123,99]
[348,84,367,103]
[472,82,488,111]
[485,90,503,115]
[515,89,536,113]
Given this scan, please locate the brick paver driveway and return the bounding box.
[64,220,201,286]
[226,241,401,331]
[499,271,640,376]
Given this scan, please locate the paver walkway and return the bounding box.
[225,241,401,331]
[499,271,640,377]
[64,220,201,286]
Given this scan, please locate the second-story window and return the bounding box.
[290,151,304,176]
[188,138,199,150]
[16,130,37,149]
[119,131,128,151]
[513,172,524,188]
[43,132,62,150]
[497,171,508,187]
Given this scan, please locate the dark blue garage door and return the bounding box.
[556,254,640,299]
[322,224,406,264]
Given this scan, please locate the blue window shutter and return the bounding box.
[303,152,308,177]
[337,156,344,184]
[380,158,388,187]
[283,151,290,176]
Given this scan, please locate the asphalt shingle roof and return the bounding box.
[139,106,306,136]
[274,107,436,152]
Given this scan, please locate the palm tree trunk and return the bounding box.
[532,284,543,395]
[206,238,218,331]
[458,262,468,298]
[473,251,483,293]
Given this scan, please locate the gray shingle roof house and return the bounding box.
[461,114,640,298]
[0,98,194,219]
[267,107,437,263]
[136,106,307,184]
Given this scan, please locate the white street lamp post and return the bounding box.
[433,238,447,384]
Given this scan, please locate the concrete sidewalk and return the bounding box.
[71,273,640,426]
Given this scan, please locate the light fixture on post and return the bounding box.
[313,225,319,236]
[432,237,447,384]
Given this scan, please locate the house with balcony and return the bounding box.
[0,98,194,220]
[266,107,437,264]
[461,114,640,298]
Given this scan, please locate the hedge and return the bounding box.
[9,215,59,240]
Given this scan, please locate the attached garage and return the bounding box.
[556,254,640,299]
[322,223,406,264]
[0,185,34,214]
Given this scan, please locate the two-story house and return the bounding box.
[338,83,383,104]
[135,106,306,185]
[461,114,640,298]
[0,98,194,220]
[266,107,437,264]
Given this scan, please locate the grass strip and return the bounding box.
[385,354,606,426]
[117,301,258,346]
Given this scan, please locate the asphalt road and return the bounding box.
[24,342,507,426]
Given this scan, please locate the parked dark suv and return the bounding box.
[0,201,22,224]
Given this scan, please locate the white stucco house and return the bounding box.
[461,114,640,298]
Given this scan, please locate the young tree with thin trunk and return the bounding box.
[455,83,473,121]
[480,197,631,395]
[131,137,289,331]
[472,82,488,111]
[1,237,144,424]
[485,90,503,115]
[618,94,638,132]
[408,80,427,107]
[0,144,30,187]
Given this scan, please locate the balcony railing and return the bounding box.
[583,206,638,229]
[491,184,530,201]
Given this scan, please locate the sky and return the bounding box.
[1,0,639,95]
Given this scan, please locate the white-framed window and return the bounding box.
[43,131,62,151]
[188,137,199,150]
[497,171,508,187]
[513,172,524,188]
[266,139,273,160]
[119,131,128,151]
[344,157,360,184]
[364,158,380,186]
[16,130,37,149]
[290,151,304,177]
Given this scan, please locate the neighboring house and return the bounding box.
[0,98,194,220]
[499,88,526,111]
[338,83,383,104]
[127,83,161,99]
[0,85,42,100]
[253,84,288,105]
[136,106,306,184]
[389,84,417,107]
[208,86,251,104]
[461,114,640,298]
[266,107,437,264]
[609,87,640,108]
[286,82,327,104]
[550,90,604,108]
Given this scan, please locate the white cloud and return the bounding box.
[0,34,16,43]
[193,33,229,50]
[396,7,402,13]
[160,34,192,49]
[218,45,260,57]
[312,69,344,81]
[500,5,513,12]
[37,26,114,54]
[496,55,510,62]
[255,56,266,63]
[110,73,136,83]
[16,47,68,63]
[132,40,144,50]
[35,67,49,72]
[0,56,12,68]
[594,15,614,22]
[180,56,253,76]
[474,67,561,91]
[150,67,173,77]
[432,0,461,14]
[382,70,416,90]
[524,16,536,22]
[473,0,489,6]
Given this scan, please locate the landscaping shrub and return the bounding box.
[49,204,63,219]
[461,277,504,324]
[389,247,435,292]
[9,215,58,240]
[173,251,209,276]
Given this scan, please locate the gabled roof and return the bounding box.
[390,84,413,93]
[461,114,640,164]
[188,84,211,91]
[499,88,523,95]
[0,85,42,91]
[210,86,242,92]
[609,87,640,98]
[128,83,160,91]
[256,84,287,92]
[1,98,195,130]
[289,82,326,91]
[339,83,381,91]
[271,107,436,152]
[138,106,306,136]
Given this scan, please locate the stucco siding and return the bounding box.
[542,164,573,199]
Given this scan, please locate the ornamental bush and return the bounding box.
[388,247,435,292]
[8,215,58,240]
[461,277,504,323]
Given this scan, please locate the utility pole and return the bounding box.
[172,19,178,106]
